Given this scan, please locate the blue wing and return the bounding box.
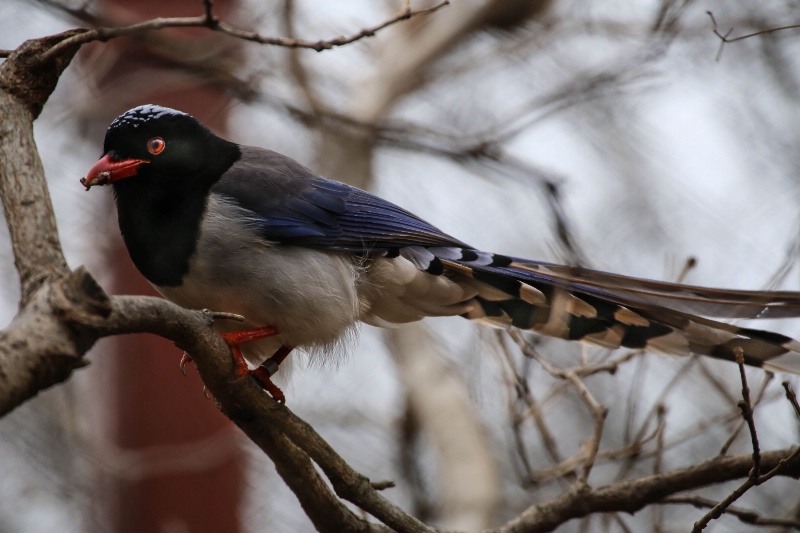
[213,147,469,252]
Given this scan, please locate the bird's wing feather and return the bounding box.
[212,147,469,250]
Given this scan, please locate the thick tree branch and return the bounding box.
[0,274,426,531]
[0,31,83,305]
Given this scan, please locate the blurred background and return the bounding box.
[2,0,800,531]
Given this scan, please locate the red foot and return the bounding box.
[221,326,279,346]
[247,346,294,404]
[251,367,286,403]
[250,345,294,403]
[220,326,292,403]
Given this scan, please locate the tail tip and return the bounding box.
[763,352,800,375]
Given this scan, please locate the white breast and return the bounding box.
[156,195,366,366]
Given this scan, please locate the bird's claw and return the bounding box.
[251,367,286,404]
[179,352,194,376]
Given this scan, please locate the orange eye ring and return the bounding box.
[147,137,166,155]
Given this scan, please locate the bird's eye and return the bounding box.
[147,137,166,155]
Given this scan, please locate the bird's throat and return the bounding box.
[114,182,208,287]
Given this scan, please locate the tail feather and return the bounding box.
[428,249,800,374]
[507,259,800,319]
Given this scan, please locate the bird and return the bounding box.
[82,104,800,403]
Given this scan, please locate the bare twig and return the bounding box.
[663,495,800,529]
[653,405,666,475]
[493,331,568,481]
[282,0,325,116]
[528,423,663,483]
[707,11,800,43]
[707,11,800,61]
[783,381,800,420]
[691,350,762,532]
[40,0,449,63]
[651,405,667,531]
[692,350,789,532]
[719,372,772,456]
[736,349,761,475]
[508,330,609,484]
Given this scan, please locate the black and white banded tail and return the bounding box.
[405,245,800,374]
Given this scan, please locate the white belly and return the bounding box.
[156,196,365,366]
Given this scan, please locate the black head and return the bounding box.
[82,105,241,191]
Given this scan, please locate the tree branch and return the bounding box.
[496,447,800,533]
[662,495,800,529]
[0,31,83,305]
[34,0,449,63]
[706,11,800,61]
[691,350,762,531]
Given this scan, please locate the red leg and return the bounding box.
[250,346,294,404]
[250,346,294,403]
[221,326,279,346]
[220,326,280,377]
[219,326,292,403]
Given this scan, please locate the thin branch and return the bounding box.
[737,350,761,475]
[783,381,800,420]
[719,372,772,456]
[492,331,569,481]
[707,10,800,43]
[751,383,800,485]
[282,0,325,117]
[508,330,609,484]
[202,0,215,23]
[615,356,700,480]
[494,447,800,533]
[692,349,762,532]
[707,11,800,61]
[528,422,663,483]
[40,0,449,63]
[663,495,800,530]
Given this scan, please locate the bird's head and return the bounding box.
[82,104,240,191]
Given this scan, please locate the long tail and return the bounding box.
[412,246,800,374]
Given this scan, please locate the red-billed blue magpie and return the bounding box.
[82,105,800,402]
